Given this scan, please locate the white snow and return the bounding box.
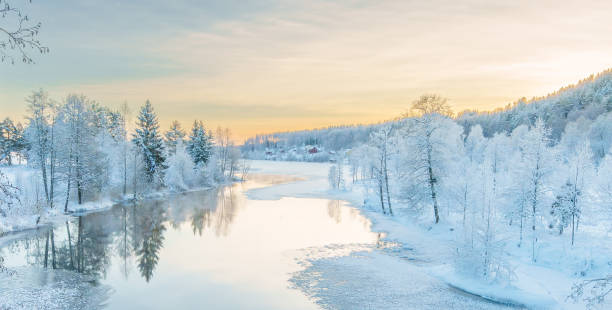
[247,159,610,309]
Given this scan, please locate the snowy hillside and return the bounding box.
[244,69,612,163]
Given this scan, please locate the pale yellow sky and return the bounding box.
[1,0,611,141]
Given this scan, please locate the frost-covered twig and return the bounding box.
[569,275,612,308]
[0,169,20,214]
[0,0,49,64]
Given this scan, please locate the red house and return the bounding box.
[308,147,318,154]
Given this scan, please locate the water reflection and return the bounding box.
[2,178,379,310]
[327,200,342,223]
[4,186,241,284]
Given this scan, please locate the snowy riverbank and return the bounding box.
[0,165,221,236]
[247,160,609,309]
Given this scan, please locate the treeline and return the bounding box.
[244,69,612,161]
[0,90,243,217]
[243,124,381,154]
[457,68,612,140]
[332,94,612,285]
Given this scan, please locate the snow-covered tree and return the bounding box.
[0,118,26,165]
[399,95,461,223]
[58,94,111,208]
[512,119,554,261]
[215,127,233,177]
[328,155,344,191]
[588,113,612,163]
[368,125,395,215]
[0,168,19,215]
[164,120,186,156]
[25,89,55,207]
[550,142,593,245]
[165,140,195,191]
[186,120,212,167]
[132,100,167,186]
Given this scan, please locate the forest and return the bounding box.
[0,90,245,232]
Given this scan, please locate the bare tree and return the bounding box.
[409,94,453,118]
[215,127,233,178]
[0,0,48,64]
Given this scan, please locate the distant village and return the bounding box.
[258,145,339,162]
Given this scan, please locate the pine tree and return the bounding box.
[164,120,186,155]
[132,100,167,185]
[187,120,213,167]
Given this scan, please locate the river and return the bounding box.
[0,162,516,309]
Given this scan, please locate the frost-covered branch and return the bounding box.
[569,275,612,308]
[0,168,20,214]
[0,0,48,64]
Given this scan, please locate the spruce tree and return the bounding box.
[132,100,167,184]
[187,120,213,167]
[164,120,186,155]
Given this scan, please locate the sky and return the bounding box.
[1,0,612,141]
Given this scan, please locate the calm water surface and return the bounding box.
[1,175,379,309]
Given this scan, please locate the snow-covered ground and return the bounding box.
[248,160,609,309]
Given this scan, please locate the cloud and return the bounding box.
[2,0,612,139]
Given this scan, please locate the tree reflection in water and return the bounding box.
[3,184,242,284]
[327,200,342,223]
[134,200,167,282]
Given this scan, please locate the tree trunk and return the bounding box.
[44,230,49,268]
[40,153,49,204]
[378,177,386,214]
[383,154,393,216]
[49,122,55,209]
[50,228,56,269]
[133,152,138,200]
[66,221,74,269]
[428,164,440,223]
[123,145,127,196]
[64,150,73,213]
[77,217,83,273]
[76,155,83,204]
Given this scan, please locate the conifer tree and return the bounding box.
[0,118,18,165]
[164,120,186,155]
[132,100,167,184]
[187,120,213,167]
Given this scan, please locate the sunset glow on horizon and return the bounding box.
[2,0,611,141]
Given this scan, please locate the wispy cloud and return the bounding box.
[1,0,611,139]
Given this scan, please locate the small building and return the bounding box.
[308,147,318,154]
